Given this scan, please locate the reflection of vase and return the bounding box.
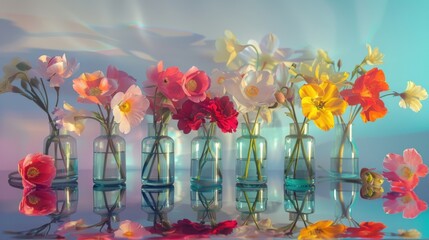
[191,185,222,225]
[43,127,78,183]
[93,125,126,185]
[330,123,359,179]
[141,186,174,228]
[236,184,268,223]
[236,123,267,185]
[50,184,79,220]
[191,123,222,187]
[141,123,174,186]
[331,181,359,227]
[284,186,314,223]
[284,123,315,190]
[93,185,126,232]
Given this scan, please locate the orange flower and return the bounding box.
[342,222,386,239]
[298,220,347,239]
[340,68,389,123]
[72,70,118,105]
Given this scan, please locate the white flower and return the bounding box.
[398,81,428,112]
[111,85,149,134]
[365,44,384,65]
[62,102,91,136]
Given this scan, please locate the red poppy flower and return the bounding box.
[172,100,207,134]
[18,153,56,188]
[19,188,57,216]
[342,222,386,239]
[340,68,389,122]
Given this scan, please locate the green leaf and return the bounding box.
[16,62,31,71]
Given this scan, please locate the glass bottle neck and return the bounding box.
[50,126,68,135]
[336,123,353,140]
[198,123,217,137]
[148,123,168,136]
[289,123,309,135]
[241,122,261,136]
[100,124,119,136]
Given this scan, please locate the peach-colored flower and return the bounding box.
[383,148,428,191]
[73,70,118,105]
[106,65,136,94]
[182,66,211,102]
[111,85,150,134]
[36,54,79,87]
[114,220,149,239]
[18,153,56,188]
[383,190,427,219]
[397,229,421,239]
[56,219,87,237]
[19,188,57,216]
[61,102,91,136]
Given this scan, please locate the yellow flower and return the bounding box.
[365,44,384,65]
[298,220,347,239]
[297,50,349,86]
[299,81,347,131]
[397,229,421,239]
[360,168,384,188]
[0,78,12,94]
[214,30,246,68]
[2,58,31,83]
[398,81,428,112]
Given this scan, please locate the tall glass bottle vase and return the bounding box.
[141,123,174,186]
[236,123,267,185]
[284,123,315,190]
[43,126,78,183]
[330,123,359,179]
[93,124,126,185]
[191,123,222,187]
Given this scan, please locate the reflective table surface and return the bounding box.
[1,169,428,239]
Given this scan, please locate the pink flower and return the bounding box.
[56,219,87,237]
[182,66,211,102]
[383,190,427,219]
[106,65,136,94]
[19,188,57,216]
[18,153,56,188]
[36,54,79,87]
[114,220,149,239]
[73,70,118,105]
[144,61,185,101]
[383,148,428,190]
[111,85,150,134]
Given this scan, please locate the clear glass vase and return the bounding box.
[330,123,359,179]
[236,122,267,185]
[284,123,315,190]
[191,123,222,187]
[191,185,222,225]
[331,181,359,227]
[50,184,79,221]
[43,127,78,183]
[93,124,126,185]
[141,123,175,186]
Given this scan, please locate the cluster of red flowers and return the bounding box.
[172,96,239,134]
[148,218,237,238]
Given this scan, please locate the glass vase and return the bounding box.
[191,123,222,187]
[43,127,78,183]
[284,123,315,190]
[191,185,222,225]
[236,122,267,185]
[141,122,174,186]
[330,123,359,179]
[93,124,126,185]
[331,181,359,227]
[284,186,315,224]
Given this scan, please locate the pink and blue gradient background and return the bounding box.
[1,0,428,174]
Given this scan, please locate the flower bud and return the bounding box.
[275,91,286,104]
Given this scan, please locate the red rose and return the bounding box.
[172,100,207,134]
[205,96,238,133]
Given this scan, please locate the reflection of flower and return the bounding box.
[18,153,56,188]
[19,188,57,216]
[360,168,384,188]
[114,220,149,239]
[397,229,421,239]
[342,221,386,239]
[383,148,428,191]
[297,220,347,240]
[383,190,427,219]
